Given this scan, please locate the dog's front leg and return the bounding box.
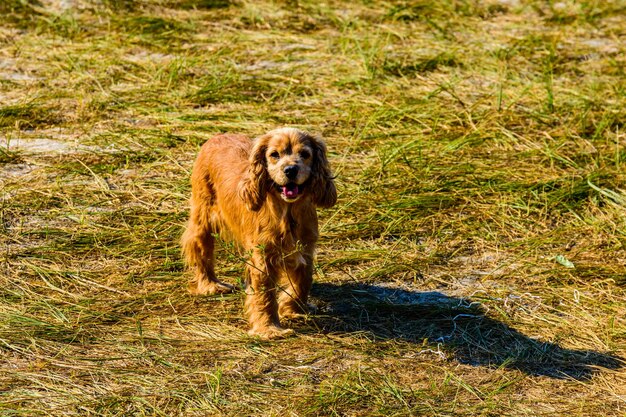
[245,249,294,339]
[278,255,314,319]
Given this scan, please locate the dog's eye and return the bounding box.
[300,150,311,159]
[269,151,280,159]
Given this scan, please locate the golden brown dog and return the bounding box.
[181,128,336,339]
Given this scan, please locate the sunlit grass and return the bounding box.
[1,0,625,415]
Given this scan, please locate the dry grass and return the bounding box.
[1,0,625,415]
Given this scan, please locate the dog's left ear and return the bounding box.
[239,134,270,211]
[308,135,337,208]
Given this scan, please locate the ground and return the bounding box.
[0,0,625,416]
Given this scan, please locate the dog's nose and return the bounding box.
[284,165,299,180]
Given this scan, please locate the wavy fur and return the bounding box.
[181,128,336,339]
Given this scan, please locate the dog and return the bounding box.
[181,128,336,339]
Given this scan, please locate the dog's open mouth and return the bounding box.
[277,182,303,201]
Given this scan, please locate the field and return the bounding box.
[1,0,625,415]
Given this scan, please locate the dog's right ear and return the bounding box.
[308,135,337,209]
[239,134,270,211]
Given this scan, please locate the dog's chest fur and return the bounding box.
[266,203,300,245]
[257,200,309,267]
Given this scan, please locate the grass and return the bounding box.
[1,0,625,415]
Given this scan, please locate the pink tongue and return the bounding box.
[283,185,299,198]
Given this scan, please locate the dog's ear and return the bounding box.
[308,135,337,208]
[239,134,270,211]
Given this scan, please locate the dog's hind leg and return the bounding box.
[181,183,234,295]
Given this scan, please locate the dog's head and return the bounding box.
[240,128,336,211]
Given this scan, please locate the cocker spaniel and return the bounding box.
[181,128,336,339]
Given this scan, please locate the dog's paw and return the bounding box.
[248,325,295,340]
[189,279,235,295]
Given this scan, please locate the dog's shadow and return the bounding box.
[307,282,624,380]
